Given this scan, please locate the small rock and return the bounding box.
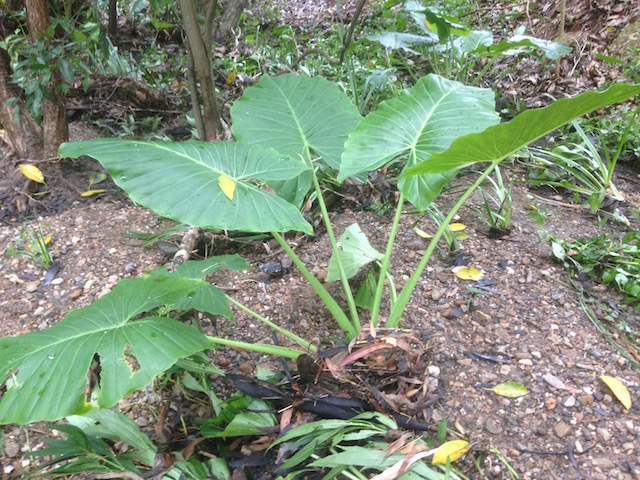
[543,373,566,390]
[136,416,149,427]
[518,359,533,366]
[577,394,594,405]
[427,365,440,377]
[591,457,615,469]
[545,397,557,410]
[563,395,576,407]
[71,236,80,244]
[485,417,502,435]
[480,372,498,383]
[472,310,492,322]
[51,277,63,285]
[34,306,45,316]
[124,262,136,273]
[25,281,40,292]
[69,289,82,300]
[521,257,531,265]
[4,441,19,457]
[431,288,447,301]
[622,442,635,451]
[554,421,571,438]
[457,358,473,366]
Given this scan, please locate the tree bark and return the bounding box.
[108,0,118,41]
[0,21,43,158]
[26,0,68,157]
[214,0,247,44]
[178,0,221,141]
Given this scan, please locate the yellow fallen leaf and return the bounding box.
[452,266,483,281]
[455,232,469,241]
[43,235,52,245]
[218,173,236,201]
[486,381,529,398]
[601,375,631,409]
[432,440,470,465]
[19,164,45,184]
[81,189,106,197]
[226,71,237,85]
[449,223,466,232]
[414,227,432,239]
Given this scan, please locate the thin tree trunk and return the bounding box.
[0,22,43,158]
[178,0,221,141]
[26,0,68,157]
[214,0,247,44]
[108,0,118,40]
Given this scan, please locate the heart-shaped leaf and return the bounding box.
[405,82,640,176]
[59,140,312,234]
[0,275,210,424]
[231,74,362,204]
[339,74,499,210]
[326,224,383,282]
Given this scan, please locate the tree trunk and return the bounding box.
[0,22,43,158]
[108,0,118,41]
[214,0,247,44]
[178,0,221,141]
[26,0,68,157]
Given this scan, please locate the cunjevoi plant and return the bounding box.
[0,73,638,429]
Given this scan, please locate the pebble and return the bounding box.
[591,457,615,469]
[34,306,45,316]
[485,417,502,434]
[4,441,19,457]
[543,373,566,390]
[563,395,576,407]
[25,281,40,292]
[431,288,446,301]
[69,289,83,300]
[124,262,136,273]
[51,277,63,285]
[545,397,557,410]
[554,421,571,438]
[428,365,440,377]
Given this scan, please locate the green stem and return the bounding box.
[388,161,500,326]
[208,336,304,359]
[271,232,357,339]
[226,295,317,352]
[311,168,361,334]
[370,192,405,327]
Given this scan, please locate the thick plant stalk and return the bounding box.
[272,232,357,339]
[370,191,405,327]
[388,161,500,326]
[310,168,361,332]
[209,337,303,359]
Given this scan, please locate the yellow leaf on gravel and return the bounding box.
[449,223,466,232]
[218,173,236,201]
[81,189,106,197]
[487,381,529,398]
[414,227,432,239]
[432,440,470,465]
[19,164,45,183]
[452,266,483,281]
[601,375,631,409]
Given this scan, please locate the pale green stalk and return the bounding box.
[271,232,357,339]
[388,160,500,326]
[370,191,405,327]
[208,337,303,359]
[226,295,317,353]
[310,168,361,333]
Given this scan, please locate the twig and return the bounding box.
[290,48,341,69]
[169,226,202,271]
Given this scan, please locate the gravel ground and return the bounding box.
[2,163,640,478]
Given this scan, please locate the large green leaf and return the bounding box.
[231,74,363,204]
[149,255,250,319]
[0,276,210,424]
[59,140,312,234]
[326,224,383,282]
[339,74,500,210]
[405,82,640,176]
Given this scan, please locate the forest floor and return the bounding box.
[1,0,640,479]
